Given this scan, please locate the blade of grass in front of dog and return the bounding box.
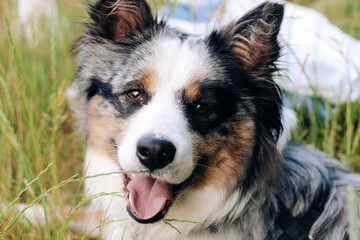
[163,219,205,235]
[2,169,141,237]
[0,162,53,236]
[163,219,182,234]
[58,185,96,238]
[121,223,128,240]
[79,219,128,240]
[99,217,127,240]
[0,172,81,237]
[165,219,204,224]
[1,169,140,234]
[348,184,358,240]
[0,163,53,219]
[57,191,126,239]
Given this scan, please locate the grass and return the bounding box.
[0,0,359,239]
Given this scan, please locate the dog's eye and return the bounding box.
[127,90,143,101]
[195,103,209,114]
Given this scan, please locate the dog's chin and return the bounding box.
[123,173,186,224]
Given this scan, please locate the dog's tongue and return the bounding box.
[127,175,173,220]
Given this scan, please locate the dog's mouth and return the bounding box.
[123,173,174,224]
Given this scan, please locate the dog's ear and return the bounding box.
[207,3,285,186]
[88,0,154,41]
[212,2,284,72]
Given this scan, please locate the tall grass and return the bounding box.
[0,0,86,238]
[0,0,359,239]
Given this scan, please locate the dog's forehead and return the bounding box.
[122,34,223,92]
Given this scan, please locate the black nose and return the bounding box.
[136,134,176,171]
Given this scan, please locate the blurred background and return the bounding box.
[0,0,359,239]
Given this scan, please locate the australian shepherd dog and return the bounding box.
[70,0,360,239]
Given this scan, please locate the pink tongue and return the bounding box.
[127,175,173,220]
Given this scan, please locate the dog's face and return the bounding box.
[73,0,284,224]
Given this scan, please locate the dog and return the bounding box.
[70,0,360,239]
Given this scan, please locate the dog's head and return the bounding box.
[73,0,284,224]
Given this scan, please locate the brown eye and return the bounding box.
[195,103,209,114]
[127,90,143,101]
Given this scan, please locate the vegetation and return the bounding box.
[0,0,359,238]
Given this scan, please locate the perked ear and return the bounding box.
[88,0,154,41]
[217,2,284,72]
[207,2,284,187]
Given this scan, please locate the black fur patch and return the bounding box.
[86,77,113,100]
[182,84,239,135]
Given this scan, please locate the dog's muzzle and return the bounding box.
[124,134,177,223]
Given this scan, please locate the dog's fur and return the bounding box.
[70,0,360,239]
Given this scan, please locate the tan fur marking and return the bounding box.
[86,96,123,159]
[192,120,255,189]
[139,70,157,93]
[185,81,201,102]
